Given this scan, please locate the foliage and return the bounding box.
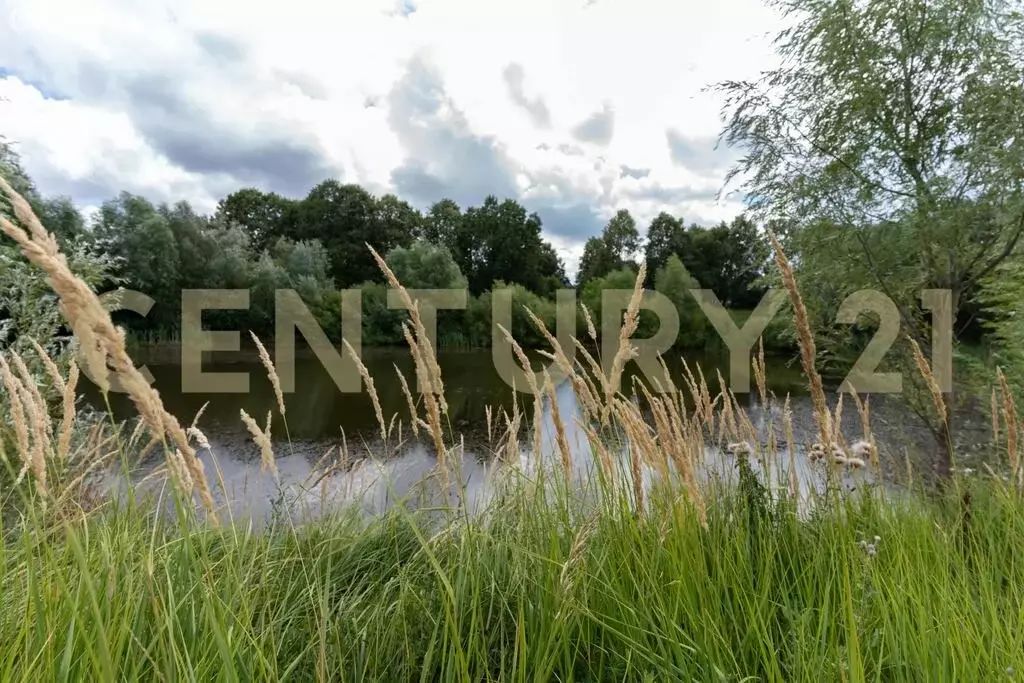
[716,0,1024,465]
[0,240,121,358]
[385,240,467,291]
[654,255,709,349]
[644,213,770,309]
[576,209,641,286]
[3,473,1024,680]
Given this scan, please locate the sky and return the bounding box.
[0,0,785,278]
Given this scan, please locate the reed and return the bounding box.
[0,175,218,519]
[240,408,279,480]
[4,176,1024,681]
[768,230,831,447]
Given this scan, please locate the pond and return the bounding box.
[81,346,810,445]
[80,345,986,526]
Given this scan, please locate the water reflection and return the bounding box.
[83,348,809,444]
[95,353,877,529]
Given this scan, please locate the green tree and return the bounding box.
[423,199,462,247]
[292,181,415,287]
[655,255,708,348]
[643,212,687,283]
[215,188,297,253]
[37,196,86,245]
[385,240,467,291]
[577,209,641,286]
[375,194,425,244]
[717,0,1024,470]
[455,196,565,296]
[94,193,182,332]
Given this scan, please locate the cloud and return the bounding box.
[0,0,787,279]
[619,165,650,180]
[123,74,337,197]
[193,32,247,63]
[387,55,519,207]
[502,63,551,128]
[665,128,738,174]
[571,103,615,146]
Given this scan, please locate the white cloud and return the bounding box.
[0,0,784,278]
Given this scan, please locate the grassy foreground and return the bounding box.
[2,476,1024,681]
[2,171,1024,681]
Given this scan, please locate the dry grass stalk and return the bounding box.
[57,361,79,461]
[20,382,48,496]
[343,339,387,446]
[368,245,447,413]
[571,338,608,415]
[832,392,846,450]
[401,323,432,399]
[0,175,217,519]
[753,336,768,407]
[614,396,660,514]
[581,303,598,342]
[715,370,739,445]
[187,425,211,451]
[190,401,210,431]
[544,371,573,482]
[167,448,194,495]
[627,435,645,515]
[604,262,647,414]
[400,322,448,487]
[503,404,523,462]
[782,394,799,499]
[630,380,670,482]
[907,335,948,427]
[240,409,278,480]
[767,231,831,448]
[11,351,53,448]
[485,405,493,445]
[848,389,879,473]
[250,332,285,418]
[0,353,48,496]
[991,386,1001,457]
[29,338,65,394]
[0,353,32,468]
[679,359,705,423]
[639,382,693,491]
[525,307,602,425]
[997,367,1020,487]
[575,417,614,481]
[395,364,420,439]
[553,517,598,624]
[496,323,545,459]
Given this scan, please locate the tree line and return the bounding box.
[0,147,779,352]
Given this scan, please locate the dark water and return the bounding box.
[81,346,810,445]
[82,345,995,527]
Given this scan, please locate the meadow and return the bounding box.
[2,173,1024,682]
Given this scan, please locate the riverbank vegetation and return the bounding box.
[4,0,1024,679]
[0,142,773,353]
[2,168,1024,680]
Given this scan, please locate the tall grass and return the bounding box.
[2,179,1024,681]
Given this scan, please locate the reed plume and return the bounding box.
[605,262,647,413]
[767,230,831,448]
[250,332,286,418]
[368,245,447,413]
[395,364,420,439]
[0,174,217,519]
[997,367,1020,487]
[240,409,278,480]
[544,371,573,482]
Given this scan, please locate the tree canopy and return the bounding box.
[717,0,1024,469]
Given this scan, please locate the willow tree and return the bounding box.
[716,0,1024,473]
